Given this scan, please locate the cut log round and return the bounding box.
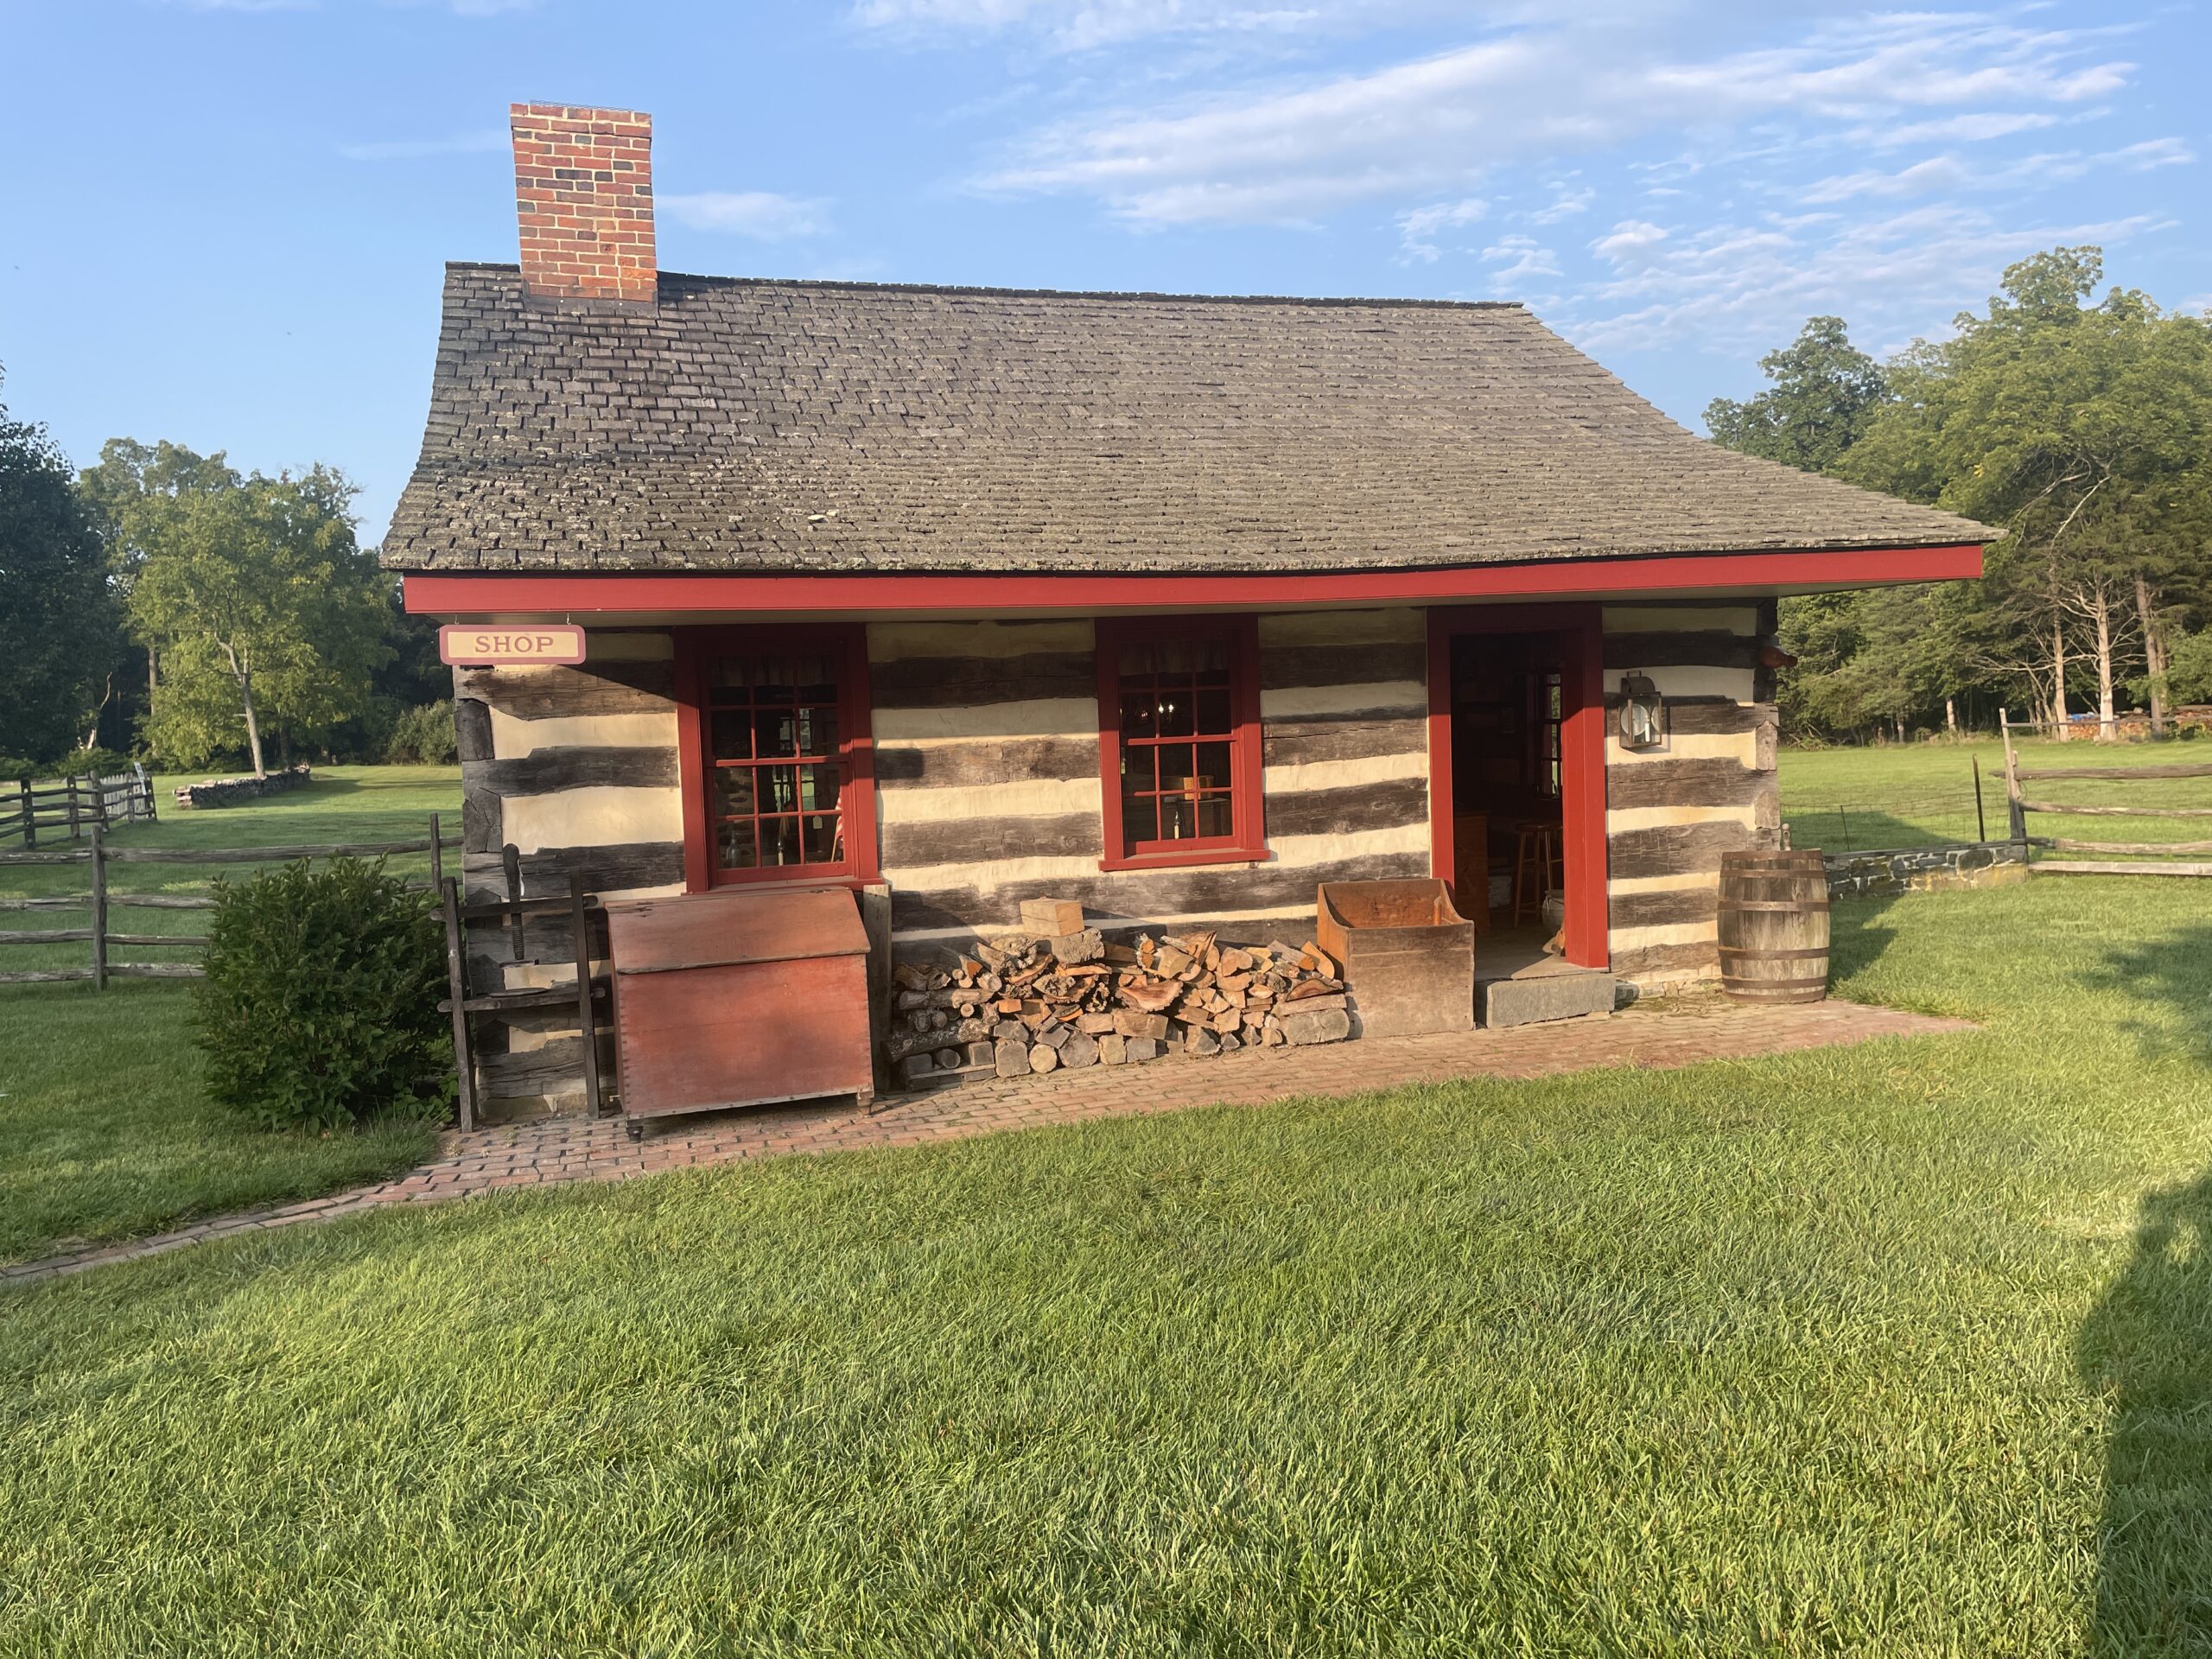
[1718,849,1830,1005]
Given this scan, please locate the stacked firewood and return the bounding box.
[884,899,1354,1087]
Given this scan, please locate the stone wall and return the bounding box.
[1823,841,2031,898]
[174,766,314,809]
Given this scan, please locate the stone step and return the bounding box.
[1480,972,1618,1029]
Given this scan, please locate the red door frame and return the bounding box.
[1426,603,1609,969]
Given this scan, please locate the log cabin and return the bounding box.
[386,105,1993,1113]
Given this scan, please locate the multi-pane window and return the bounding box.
[1096,617,1263,866]
[703,650,848,878]
[1537,671,1563,798]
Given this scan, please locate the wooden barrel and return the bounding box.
[1718,850,1830,1004]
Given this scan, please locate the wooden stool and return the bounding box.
[1511,823,1564,925]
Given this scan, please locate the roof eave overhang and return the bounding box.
[401,542,1985,619]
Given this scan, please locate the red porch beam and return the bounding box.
[402,543,1983,616]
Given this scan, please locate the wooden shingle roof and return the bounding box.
[382,263,1988,572]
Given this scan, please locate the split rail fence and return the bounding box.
[0,817,463,988]
[0,766,157,848]
[2000,709,2212,878]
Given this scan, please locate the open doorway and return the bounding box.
[1426,606,1610,978]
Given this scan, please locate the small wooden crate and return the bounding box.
[1315,878,1476,1039]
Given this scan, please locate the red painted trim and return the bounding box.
[671,625,878,894]
[1093,613,1267,871]
[1426,603,1610,970]
[675,639,711,894]
[404,544,1983,617]
[1559,615,1609,968]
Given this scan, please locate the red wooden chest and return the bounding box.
[605,887,874,1137]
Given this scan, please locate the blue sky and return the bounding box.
[3,1,2204,545]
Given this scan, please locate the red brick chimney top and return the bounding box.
[509,104,655,305]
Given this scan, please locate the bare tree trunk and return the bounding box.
[79,673,113,751]
[2051,612,2070,740]
[240,672,266,779]
[1945,696,1958,735]
[2137,573,2168,739]
[2092,586,2118,743]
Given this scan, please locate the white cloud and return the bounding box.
[1801,135,2192,204]
[1560,204,2169,358]
[339,129,506,162]
[1525,181,1595,225]
[1853,110,2061,149]
[1480,233,1560,293]
[660,192,835,240]
[1395,195,1486,263]
[974,15,2139,226]
[2109,137,2193,169]
[850,0,1377,51]
[1801,155,1974,203]
[1592,219,1669,264]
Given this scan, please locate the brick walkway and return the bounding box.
[3,997,1968,1287]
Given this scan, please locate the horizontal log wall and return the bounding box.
[1600,601,1781,986]
[450,600,1789,1098]
[873,609,1430,953]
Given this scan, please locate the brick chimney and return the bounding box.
[509,103,656,304]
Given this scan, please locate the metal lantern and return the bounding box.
[1618,672,1666,750]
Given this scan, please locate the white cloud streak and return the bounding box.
[661,191,835,239]
[1395,194,1485,263]
[974,15,2138,226]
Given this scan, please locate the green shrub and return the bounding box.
[384,701,459,766]
[195,857,454,1132]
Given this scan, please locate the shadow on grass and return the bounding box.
[2077,925,2212,1652]
[2081,925,2212,1067]
[1824,887,1906,982]
[1786,810,1971,854]
[2079,1166,2212,1655]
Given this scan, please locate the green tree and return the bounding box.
[86,443,391,775]
[1846,248,2212,741]
[1703,318,1972,739]
[0,371,118,766]
[1705,316,1890,474]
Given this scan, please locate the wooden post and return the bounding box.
[2000,708,2027,842]
[65,779,81,842]
[429,812,443,891]
[569,870,602,1119]
[1972,755,1987,844]
[501,842,525,961]
[440,875,476,1135]
[137,762,156,823]
[16,780,31,849]
[88,823,108,991]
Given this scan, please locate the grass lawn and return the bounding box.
[1782,734,2212,855]
[0,766,458,1264]
[3,876,2208,1656]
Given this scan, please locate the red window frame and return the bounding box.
[674,625,878,892]
[1094,613,1267,871]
